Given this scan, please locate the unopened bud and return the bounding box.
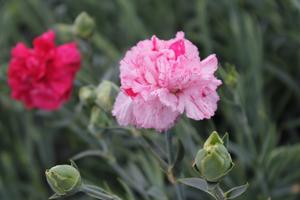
[193,131,234,182]
[224,64,239,88]
[45,165,81,196]
[79,85,96,104]
[88,106,111,135]
[95,80,118,112]
[73,12,95,39]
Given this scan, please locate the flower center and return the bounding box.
[170,88,181,95]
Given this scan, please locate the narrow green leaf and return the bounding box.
[82,184,122,200]
[178,178,208,192]
[225,183,249,199]
[139,136,169,171]
[265,63,300,99]
[70,160,79,170]
[172,139,185,174]
[119,179,135,200]
[147,186,168,200]
[71,150,107,161]
[49,193,61,199]
[222,132,229,148]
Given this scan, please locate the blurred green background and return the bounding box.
[0,0,300,200]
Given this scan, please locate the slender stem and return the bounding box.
[110,162,150,200]
[233,92,257,158]
[209,184,226,200]
[174,183,184,200]
[165,130,173,164]
[164,130,184,200]
[139,135,168,170]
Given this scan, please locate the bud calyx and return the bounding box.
[46,164,81,196]
[193,131,234,182]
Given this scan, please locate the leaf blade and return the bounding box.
[225,183,249,199]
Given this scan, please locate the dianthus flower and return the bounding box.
[8,30,81,110]
[112,32,221,131]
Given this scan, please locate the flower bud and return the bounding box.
[88,106,110,135]
[95,80,118,112]
[79,85,96,104]
[224,64,239,88]
[45,165,81,196]
[73,12,95,39]
[193,131,233,182]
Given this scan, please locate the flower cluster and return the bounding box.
[112,32,221,131]
[8,30,81,110]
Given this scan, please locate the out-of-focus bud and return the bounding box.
[224,64,239,88]
[79,85,96,104]
[193,131,234,182]
[90,106,102,126]
[88,106,111,135]
[45,165,81,196]
[95,80,119,112]
[73,12,95,39]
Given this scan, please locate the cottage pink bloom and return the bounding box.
[112,32,221,131]
[8,30,81,110]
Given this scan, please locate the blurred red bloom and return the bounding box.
[8,30,81,110]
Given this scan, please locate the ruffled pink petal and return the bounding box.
[170,39,185,59]
[112,92,136,126]
[180,86,220,120]
[11,43,31,58]
[33,30,56,52]
[179,92,204,120]
[133,97,179,131]
[48,76,72,96]
[152,88,178,112]
[55,43,81,72]
[198,54,218,77]
[30,86,62,110]
[156,55,172,87]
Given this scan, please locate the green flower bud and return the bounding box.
[88,106,111,135]
[45,165,81,196]
[79,85,96,104]
[193,131,234,182]
[73,12,95,39]
[224,64,239,88]
[95,80,118,112]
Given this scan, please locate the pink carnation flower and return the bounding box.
[112,32,221,131]
[8,30,81,110]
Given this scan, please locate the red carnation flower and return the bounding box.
[8,30,81,110]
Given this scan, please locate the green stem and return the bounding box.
[110,162,150,200]
[233,92,257,158]
[165,130,173,164]
[174,183,184,200]
[164,130,184,200]
[92,33,120,60]
[139,135,168,170]
[209,184,226,200]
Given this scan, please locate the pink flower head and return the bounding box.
[8,30,81,110]
[112,32,221,131]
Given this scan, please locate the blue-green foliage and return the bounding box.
[0,0,299,200]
